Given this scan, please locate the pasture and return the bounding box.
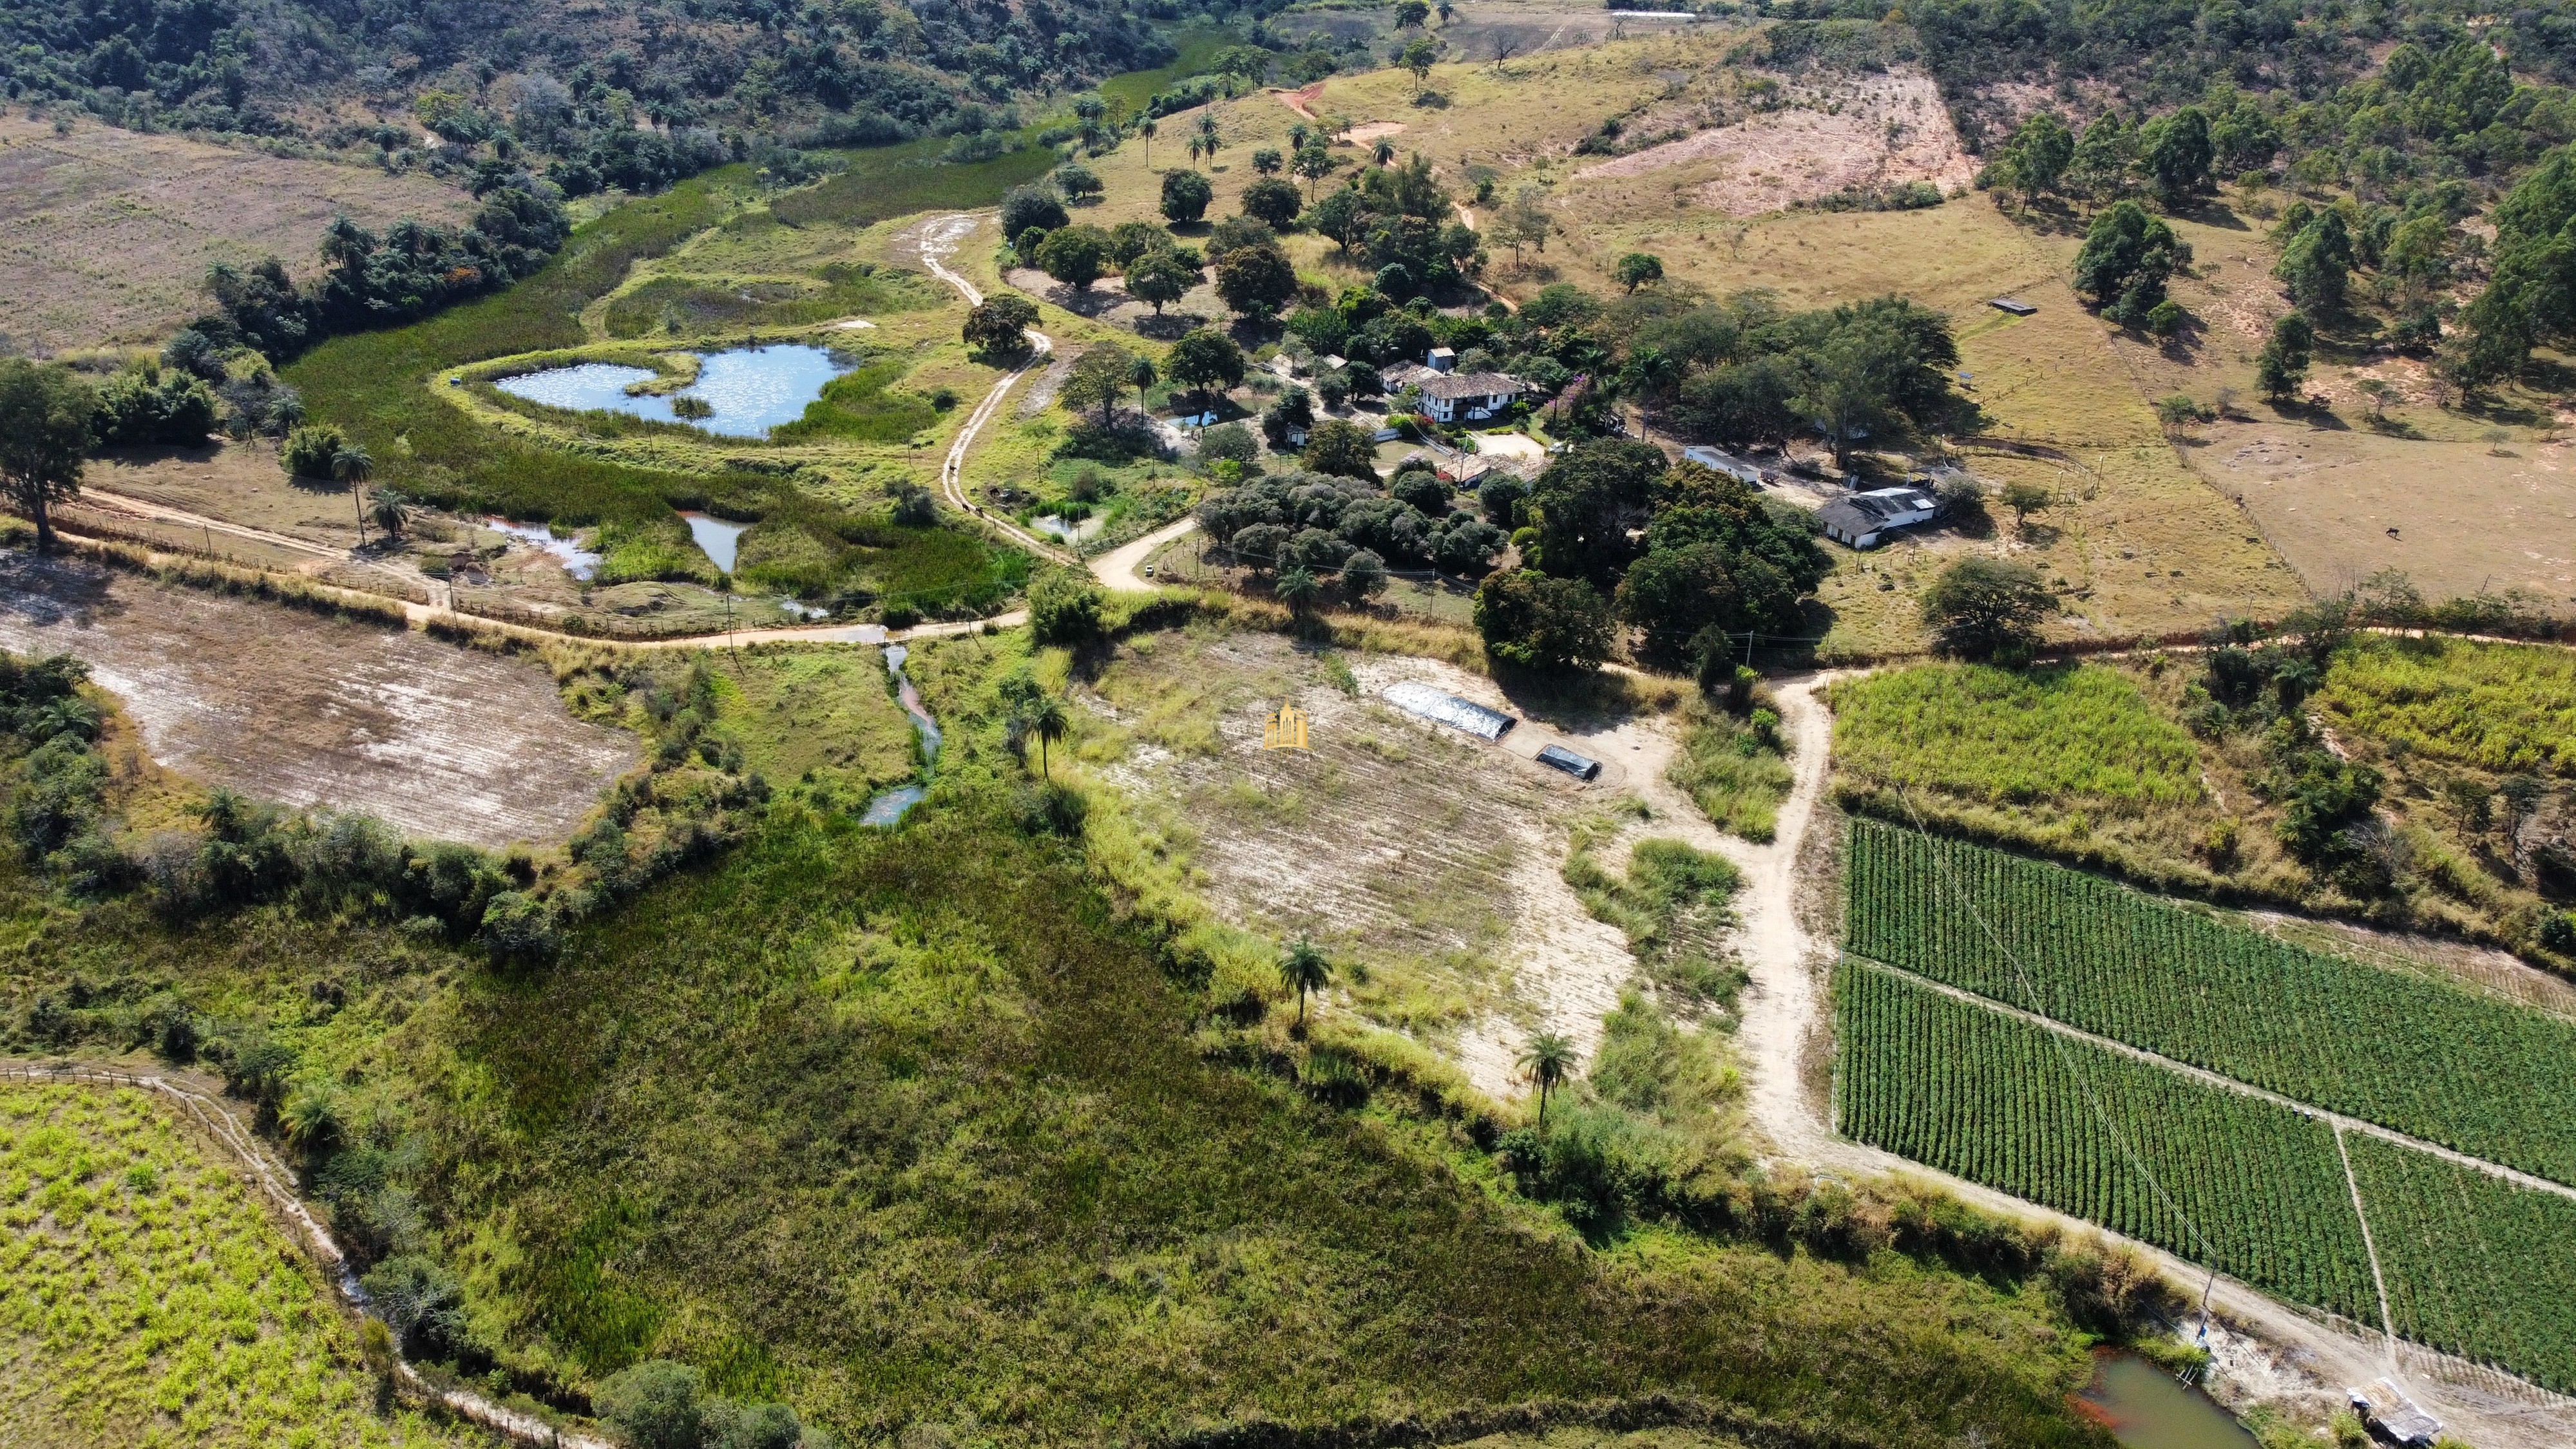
[0,1084,474,1448]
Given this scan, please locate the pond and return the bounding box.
[495,344,849,438]
[862,643,942,826]
[679,512,747,573]
[1031,514,1105,545]
[2075,1352,2258,1449]
[485,518,602,580]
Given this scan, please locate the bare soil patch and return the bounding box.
[2199,418,2576,605]
[0,116,472,354]
[1579,70,1973,216]
[1090,630,1643,1095]
[0,553,634,848]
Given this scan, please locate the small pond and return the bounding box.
[861,643,942,826]
[680,512,748,573]
[485,518,602,580]
[495,344,848,438]
[2075,1352,2257,1449]
[1031,514,1105,545]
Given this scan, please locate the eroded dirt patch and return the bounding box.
[1579,69,1973,216]
[0,554,636,848]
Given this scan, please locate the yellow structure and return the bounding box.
[1262,701,1310,751]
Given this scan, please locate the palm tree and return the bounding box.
[1276,565,1320,616]
[1436,0,1454,24]
[1279,938,1331,1024]
[1140,117,1156,166]
[1372,137,1395,168]
[365,495,406,537]
[1517,1032,1576,1122]
[331,444,373,484]
[1028,696,1069,777]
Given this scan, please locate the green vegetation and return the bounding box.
[2320,635,2576,775]
[1835,961,2378,1321]
[770,361,939,446]
[602,264,941,341]
[1,619,2145,1448]
[2347,1134,2576,1392]
[0,1084,473,1448]
[768,138,1060,231]
[1846,822,2576,1187]
[1830,664,2203,811]
[1666,703,1793,844]
[1563,814,1746,1012]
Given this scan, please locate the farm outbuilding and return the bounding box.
[1817,486,1940,549]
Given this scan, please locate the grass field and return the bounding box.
[1845,822,2576,1188]
[1829,664,2204,813]
[0,1084,474,1448]
[0,114,473,354]
[1834,961,2379,1322]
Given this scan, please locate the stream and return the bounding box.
[861,643,940,826]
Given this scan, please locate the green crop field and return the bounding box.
[1845,822,2576,1187]
[2346,1134,2576,1393]
[1833,962,2378,1321]
[1827,664,2206,811]
[0,1084,472,1448]
[2320,635,2576,778]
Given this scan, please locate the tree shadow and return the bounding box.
[2267,398,2348,430]
[2170,197,2251,231]
[0,549,128,629]
[1132,311,1216,341]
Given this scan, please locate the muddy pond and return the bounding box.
[679,513,748,573]
[496,344,847,437]
[2075,1352,2257,1449]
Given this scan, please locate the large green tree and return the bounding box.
[1214,242,1299,321]
[1166,328,1246,408]
[2072,200,2192,327]
[0,360,94,553]
[1474,569,1615,671]
[1525,439,1666,582]
[1922,557,2054,663]
[1123,249,1199,315]
[1161,169,1214,224]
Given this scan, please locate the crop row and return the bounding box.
[1845,820,2576,1188]
[1835,962,2378,1320]
[2346,1134,2576,1394]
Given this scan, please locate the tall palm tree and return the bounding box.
[332,444,373,484]
[1028,696,1069,777]
[1279,938,1331,1024]
[1140,117,1156,166]
[1518,1032,1576,1123]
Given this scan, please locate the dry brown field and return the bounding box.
[0,115,471,354]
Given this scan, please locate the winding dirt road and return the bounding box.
[910,213,1078,567]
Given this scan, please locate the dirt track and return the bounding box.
[0,554,634,849]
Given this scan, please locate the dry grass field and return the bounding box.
[0,115,472,355]
[0,553,636,848]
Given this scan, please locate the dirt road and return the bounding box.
[908,213,1079,566]
[1092,517,1200,592]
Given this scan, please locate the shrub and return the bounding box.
[594,1359,707,1449]
[280,424,348,478]
[1029,568,1105,645]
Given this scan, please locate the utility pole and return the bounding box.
[352,485,365,550]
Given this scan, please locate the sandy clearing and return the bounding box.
[1578,70,1973,216]
[1346,121,1410,143]
[0,554,635,849]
